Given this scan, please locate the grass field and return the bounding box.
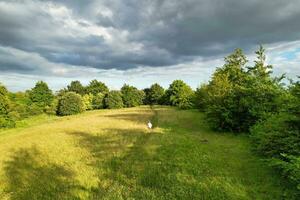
[0,106,285,199]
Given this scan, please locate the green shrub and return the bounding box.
[27,103,44,116]
[104,91,123,109]
[251,113,300,157]
[57,92,84,116]
[251,80,300,198]
[92,93,105,109]
[0,84,15,128]
[44,99,58,115]
[82,93,94,110]
[194,84,209,110]
[269,155,300,198]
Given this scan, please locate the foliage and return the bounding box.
[104,90,124,109]
[251,113,300,157]
[165,80,194,109]
[269,155,300,198]
[67,80,86,95]
[121,84,144,107]
[147,83,165,105]
[194,84,209,110]
[44,99,58,115]
[26,103,44,116]
[86,79,109,95]
[8,92,31,119]
[82,93,94,111]
[57,92,84,116]
[0,83,15,128]
[143,88,151,105]
[251,79,300,198]
[28,81,54,109]
[203,47,284,132]
[92,93,105,109]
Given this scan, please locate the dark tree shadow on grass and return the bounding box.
[68,128,161,199]
[3,146,83,200]
[104,113,152,125]
[103,106,160,127]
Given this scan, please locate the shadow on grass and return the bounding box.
[104,113,152,125]
[68,126,235,199]
[3,146,83,200]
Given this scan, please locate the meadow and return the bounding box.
[0,106,285,199]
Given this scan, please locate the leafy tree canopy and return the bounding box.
[165,80,194,109]
[67,80,86,95]
[29,81,54,108]
[86,79,109,95]
[121,84,144,107]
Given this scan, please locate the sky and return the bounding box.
[0,0,300,92]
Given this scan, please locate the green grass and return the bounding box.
[0,106,285,199]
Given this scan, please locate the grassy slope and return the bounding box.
[0,106,284,199]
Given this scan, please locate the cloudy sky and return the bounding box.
[0,0,300,91]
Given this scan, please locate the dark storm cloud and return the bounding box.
[0,0,300,74]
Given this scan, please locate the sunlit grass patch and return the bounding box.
[0,106,285,199]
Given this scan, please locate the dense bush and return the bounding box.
[27,103,44,116]
[57,92,84,116]
[92,93,105,109]
[194,84,209,110]
[82,93,94,110]
[121,84,144,107]
[165,80,194,109]
[251,113,300,157]
[0,84,15,128]
[251,80,300,197]
[8,92,31,119]
[104,91,124,109]
[44,99,58,115]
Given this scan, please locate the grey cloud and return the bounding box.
[0,0,300,74]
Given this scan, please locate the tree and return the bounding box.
[194,84,209,110]
[247,45,273,78]
[82,93,94,110]
[104,91,123,109]
[57,92,84,116]
[28,81,54,108]
[0,83,15,128]
[92,93,105,109]
[165,80,194,109]
[148,83,165,105]
[204,47,284,132]
[121,84,144,107]
[67,81,86,95]
[143,88,151,105]
[86,80,109,95]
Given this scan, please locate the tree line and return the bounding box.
[0,46,299,197]
[0,78,194,124]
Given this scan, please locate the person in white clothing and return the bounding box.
[147,121,152,129]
